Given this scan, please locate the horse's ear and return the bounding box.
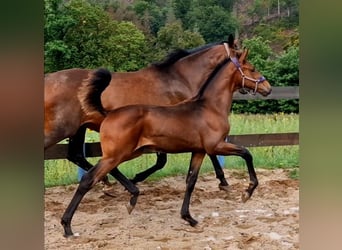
[244,48,249,58]
[239,48,249,62]
[228,34,234,47]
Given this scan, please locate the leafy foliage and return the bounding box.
[106,21,148,71]
[242,36,273,70]
[185,3,238,42]
[44,0,148,72]
[269,45,299,86]
[154,20,205,60]
[44,0,299,113]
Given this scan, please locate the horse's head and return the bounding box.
[229,48,272,97]
[220,35,271,96]
[237,49,272,96]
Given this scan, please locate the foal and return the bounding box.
[61,46,272,237]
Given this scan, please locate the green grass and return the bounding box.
[44,113,299,187]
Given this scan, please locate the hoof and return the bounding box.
[126,203,135,214]
[63,232,80,238]
[102,186,116,197]
[241,191,251,203]
[101,176,112,186]
[189,219,198,227]
[182,215,198,227]
[218,183,230,192]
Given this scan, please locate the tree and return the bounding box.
[173,0,191,25]
[106,21,148,71]
[132,0,166,35]
[269,45,299,86]
[154,20,205,60]
[214,0,236,11]
[44,0,76,72]
[242,36,273,71]
[44,0,115,72]
[44,0,148,72]
[186,4,237,43]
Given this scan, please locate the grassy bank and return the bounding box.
[44,113,299,187]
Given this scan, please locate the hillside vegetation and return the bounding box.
[45,0,299,113]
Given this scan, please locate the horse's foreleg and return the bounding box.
[130,152,167,184]
[209,155,229,191]
[109,168,140,214]
[67,125,111,186]
[181,152,205,227]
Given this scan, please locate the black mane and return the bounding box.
[153,42,221,70]
[153,49,191,70]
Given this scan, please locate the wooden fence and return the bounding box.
[44,86,299,160]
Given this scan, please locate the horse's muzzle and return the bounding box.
[262,86,272,97]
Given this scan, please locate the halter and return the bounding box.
[223,43,266,95]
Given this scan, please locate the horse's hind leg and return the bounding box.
[67,125,93,170]
[109,168,139,214]
[209,155,229,191]
[67,125,111,186]
[214,142,258,202]
[61,161,108,237]
[130,152,167,184]
[181,152,205,227]
[239,147,258,202]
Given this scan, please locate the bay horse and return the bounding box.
[45,36,240,192]
[61,44,272,237]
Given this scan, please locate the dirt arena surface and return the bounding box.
[45,168,299,249]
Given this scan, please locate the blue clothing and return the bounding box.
[77,167,87,181]
[217,136,228,168]
[77,142,87,181]
[217,155,225,168]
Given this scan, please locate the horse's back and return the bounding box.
[45,68,90,90]
[102,67,192,111]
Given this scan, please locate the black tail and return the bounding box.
[80,68,111,116]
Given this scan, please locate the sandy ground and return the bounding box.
[44,168,299,249]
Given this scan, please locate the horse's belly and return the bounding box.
[137,135,203,154]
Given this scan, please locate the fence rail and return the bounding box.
[44,132,299,160]
[233,86,299,100]
[44,86,299,160]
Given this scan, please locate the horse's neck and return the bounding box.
[171,46,227,94]
[201,64,237,115]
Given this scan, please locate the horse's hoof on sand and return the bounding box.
[64,232,80,238]
[102,186,116,197]
[219,184,230,192]
[241,192,251,203]
[182,215,198,227]
[126,203,135,214]
[189,220,198,227]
